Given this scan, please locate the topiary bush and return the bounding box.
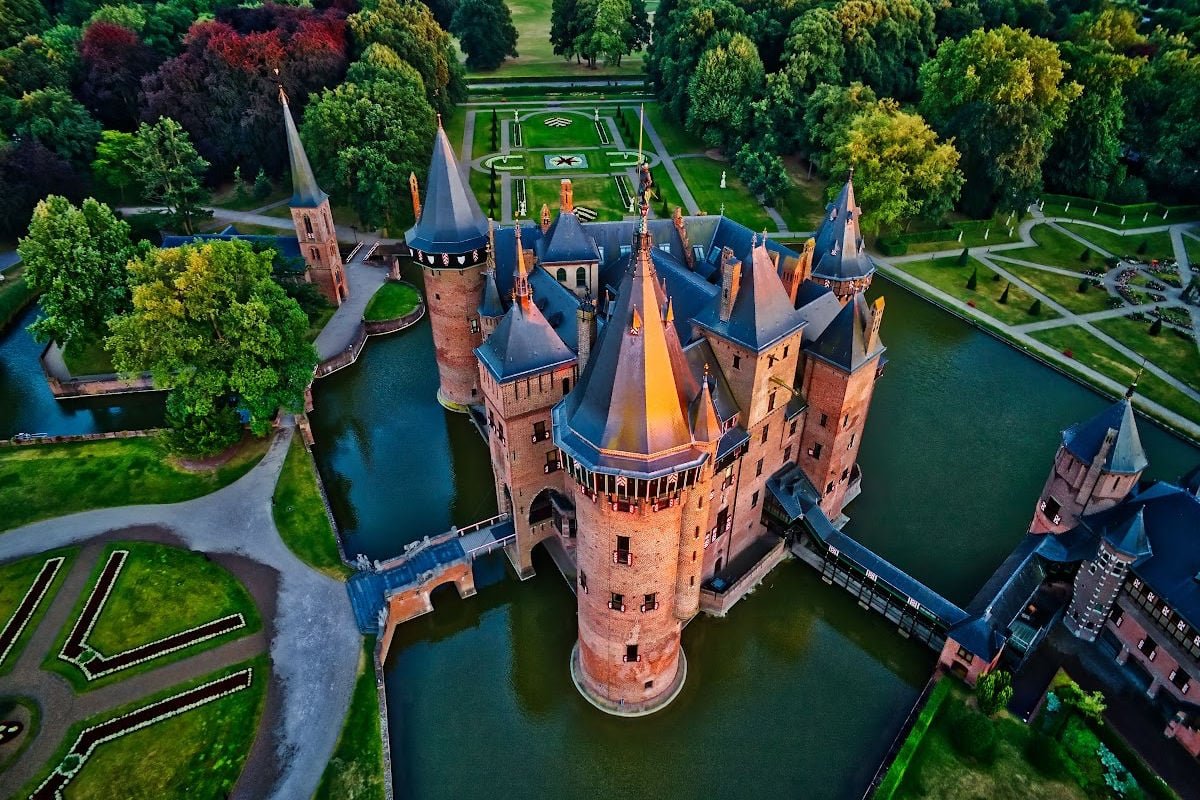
[957,247,969,266]
[1080,248,1091,263]
[966,266,978,290]
[1149,317,1162,336]
[1029,298,1043,315]
[1025,731,1068,778]
[951,708,998,765]
[999,282,1011,304]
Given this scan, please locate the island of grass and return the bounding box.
[273,436,350,579]
[43,540,262,690]
[0,548,75,675]
[1091,314,1200,393]
[314,636,386,800]
[17,656,268,800]
[60,336,117,377]
[891,255,1056,327]
[363,281,420,322]
[0,263,37,331]
[0,435,269,533]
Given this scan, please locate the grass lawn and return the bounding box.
[61,336,116,376]
[1029,325,1200,424]
[1183,232,1200,267]
[363,281,420,322]
[273,437,350,580]
[896,256,1057,327]
[675,156,773,231]
[0,263,37,330]
[0,548,75,676]
[305,305,335,342]
[314,636,386,800]
[210,181,289,212]
[0,436,269,533]
[623,103,706,156]
[1059,223,1175,262]
[775,161,828,232]
[1092,314,1200,392]
[1012,224,1099,271]
[44,540,261,690]
[18,656,268,800]
[472,108,497,159]
[998,265,1113,315]
[519,111,603,150]
[526,176,627,221]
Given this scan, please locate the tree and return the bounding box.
[0,34,73,99]
[1124,43,1200,201]
[800,81,878,169]
[92,129,141,201]
[957,247,969,266]
[1079,248,1091,263]
[345,42,425,88]
[686,33,764,150]
[107,240,317,454]
[0,139,84,239]
[1077,278,1090,293]
[585,0,635,67]
[451,0,518,71]
[645,0,752,122]
[975,669,1013,715]
[1149,317,1163,336]
[253,167,271,200]
[1052,679,1106,738]
[823,101,962,232]
[1029,298,1042,315]
[550,0,584,61]
[999,281,1010,303]
[919,26,1081,216]
[3,88,102,165]
[301,78,436,230]
[132,116,211,234]
[833,0,937,101]
[733,144,791,204]
[76,20,160,130]
[965,265,978,290]
[0,0,50,49]
[18,196,141,345]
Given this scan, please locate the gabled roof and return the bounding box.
[281,92,327,208]
[811,176,874,282]
[693,241,806,352]
[794,281,843,344]
[406,123,489,255]
[1061,397,1147,474]
[807,293,884,373]
[536,211,599,264]
[689,371,722,444]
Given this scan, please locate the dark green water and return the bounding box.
[0,304,164,438]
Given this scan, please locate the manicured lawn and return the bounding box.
[896,256,1057,327]
[519,111,602,150]
[1059,223,1174,262]
[363,281,420,322]
[0,436,269,532]
[998,264,1113,315]
[210,181,289,212]
[306,305,335,342]
[0,263,37,330]
[273,436,350,579]
[775,162,828,233]
[624,103,706,156]
[62,336,116,376]
[0,548,75,675]
[526,176,627,221]
[471,108,496,159]
[675,155,774,232]
[44,541,261,689]
[1183,232,1200,267]
[314,636,386,800]
[1093,314,1200,392]
[1011,224,1098,270]
[19,656,268,800]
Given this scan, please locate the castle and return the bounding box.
[405,121,886,714]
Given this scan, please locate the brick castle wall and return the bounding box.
[425,264,485,408]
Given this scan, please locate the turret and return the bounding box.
[810,172,875,303]
[1065,507,1151,641]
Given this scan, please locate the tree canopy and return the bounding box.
[132,116,211,234]
[451,0,518,71]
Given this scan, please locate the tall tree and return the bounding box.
[108,240,318,454]
[1125,41,1200,201]
[686,33,764,150]
[451,0,518,71]
[550,0,583,61]
[0,0,50,48]
[919,25,1080,215]
[301,77,436,230]
[0,139,84,239]
[732,144,791,204]
[0,35,73,99]
[833,0,937,101]
[800,81,878,166]
[585,0,634,67]
[2,88,101,165]
[645,0,751,121]
[92,129,141,201]
[345,42,425,88]
[77,21,160,130]
[18,196,141,345]
[132,116,210,233]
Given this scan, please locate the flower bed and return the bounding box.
[0,557,65,668]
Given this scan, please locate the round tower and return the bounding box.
[1064,507,1150,641]
[809,172,876,303]
[406,118,490,411]
[553,214,718,715]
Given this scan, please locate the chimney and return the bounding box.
[866,296,885,353]
[719,247,741,323]
[540,203,551,233]
[782,238,815,304]
[560,179,573,213]
[576,301,596,373]
[673,207,693,269]
[409,172,421,220]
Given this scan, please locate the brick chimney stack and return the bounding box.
[560,178,573,213]
[719,247,741,323]
[576,301,595,373]
[540,203,551,233]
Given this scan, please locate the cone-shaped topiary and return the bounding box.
[1080,249,1091,262]
[957,247,969,266]
[1137,239,1148,255]
[966,266,978,290]
[1029,298,1042,315]
[1149,317,1163,336]
[1077,278,1090,293]
[999,282,1011,304]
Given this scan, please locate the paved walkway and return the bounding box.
[0,428,362,800]
[639,112,698,215]
[313,241,389,361]
[1012,302,1168,333]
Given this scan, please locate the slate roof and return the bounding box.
[794,282,844,344]
[281,93,327,208]
[406,123,489,255]
[160,229,304,270]
[1061,397,1148,474]
[811,177,875,282]
[1104,506,1153,559]
[693,241,806,352]
[536,210,600,264]
[807,293,884,373]
[479,270,504,318]
[491,224,581,352]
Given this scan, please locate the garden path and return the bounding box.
[0,426,361,800]
[313,241,389,361]
[639,112,699,215]
[1011,302,1167,333]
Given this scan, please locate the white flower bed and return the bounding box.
[0,556,65,668]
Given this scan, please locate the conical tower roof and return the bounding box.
[554,220,709,476]
[479,269,504,318]
[1104,506,1152,560]
[281,90,327,208]
[1062,397,1147,474]
[406,120,489,255]
[689,369,722,444]
[811,174,874,282]
[808,293,884,373]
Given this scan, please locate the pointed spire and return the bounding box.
[405,123,489,255]
[811,170,875,286]
[1062,395,1148,475]
[513,223,530,304]
[689,364,722,444]
[1126,361,1145,398]
[279,81,327,208]
[664,296,675,323]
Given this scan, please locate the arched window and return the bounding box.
[556,268,567,282]
[304,216,314,236]
[310,247,320,264]
[576,266,587,288]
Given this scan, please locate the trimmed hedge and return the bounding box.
[874,677,953,800]
[1041,193,1200,222]
[878,219,1008,256]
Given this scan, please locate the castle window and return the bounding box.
[1040,496,1061,523]
[825,482,834,495]
[692,550,697,561]
[304,216,314,236]
[784,445,792,462]
[642,593,658,612]
[576,267,587,287]
[645,680,654,690]
[810,443,823,459]
[544,450,561,473]
[609,592,625,612]
[1112,476,1120,491]
[761,425,769,444]
[755,458,763,477]
[783,345,789,358]
[843,413,850,428]
[956,647,974,664]
[624,644,640,662]
[847,433,855,449]
[620,244,631,257]
[751,490,759,507]
[690,576,695,586]
[614,536,632,565]
[556,268,567,282]
[311,247,321,264]
[1171,668,1190,691]
[819,413,828,428]
[580,571,588,593]
[841,468,849,482]
[470,317,480,334]
[562,378,570,395]
[532,420,549,442]
[768,391,777,412]
[733,354,741,370]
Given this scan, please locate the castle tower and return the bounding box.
[810,173,875,303]
[1029,391,1147,534]
[475,225,577,576]
[478,222,504,340]
[797,293,886,522]
[407,118,491,411]
[281,88,347,305]
[552,213,719,715]
[1064,507,1152,641]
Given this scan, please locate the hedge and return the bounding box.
[873,677,953,800]
[1041,193,1200,221]
[1092,719,1181,800]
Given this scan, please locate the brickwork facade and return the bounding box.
[1029,443,1141,534]
[1065,540,1137,641]
[291,200,347,305]
[425,264,486,409]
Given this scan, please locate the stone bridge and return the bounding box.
[346,514,515,652]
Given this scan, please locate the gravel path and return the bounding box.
[0,427,361,800]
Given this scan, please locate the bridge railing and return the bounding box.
[455,513,509,537]
[372,513,512,572]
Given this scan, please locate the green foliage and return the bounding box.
[313,638,386,799]
[0,34,74,99]
[107,240,317,455]
[1080,248,1091,262]
[132,117,211,234]
[87,3,147,31]
[1024,731,1068,779]
[975,669,1013,716]
[3,88,101,165]
[0,0,49,49]
[732,143,790,204]
[1148,317,1162,336]
[451,0,519,70]
[253,168,271,200]
[686,32,764,150]
[957,247,969,266]
[645,0,752,122]
[92,130,141,202]
[345,43,426,90]
[966,266,978,290]
[875,679,952,800]
[273,436,349,579]
[18,196,141,346]
[1077,278,1090,293]
[950,706,998,764]
[1136,239,1148,255]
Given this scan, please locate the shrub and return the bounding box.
[253,168,271,200]
[992,271,1001,281]
[951,708,998,764]
[1108,175,1148,205]
[1026,731,1068,778]
[1148,317,1162,336]
[966,266,978,290]
[1078,278,1091,293]
[1029,298,1042,315]
[1137,239,1148,255]
[1080,248,1091,262]
[999,282,1010,304]
[957,247,969,266]
[976,670,1013,716]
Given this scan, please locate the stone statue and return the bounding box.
[720,171,727,189]
[594,108,600,122]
